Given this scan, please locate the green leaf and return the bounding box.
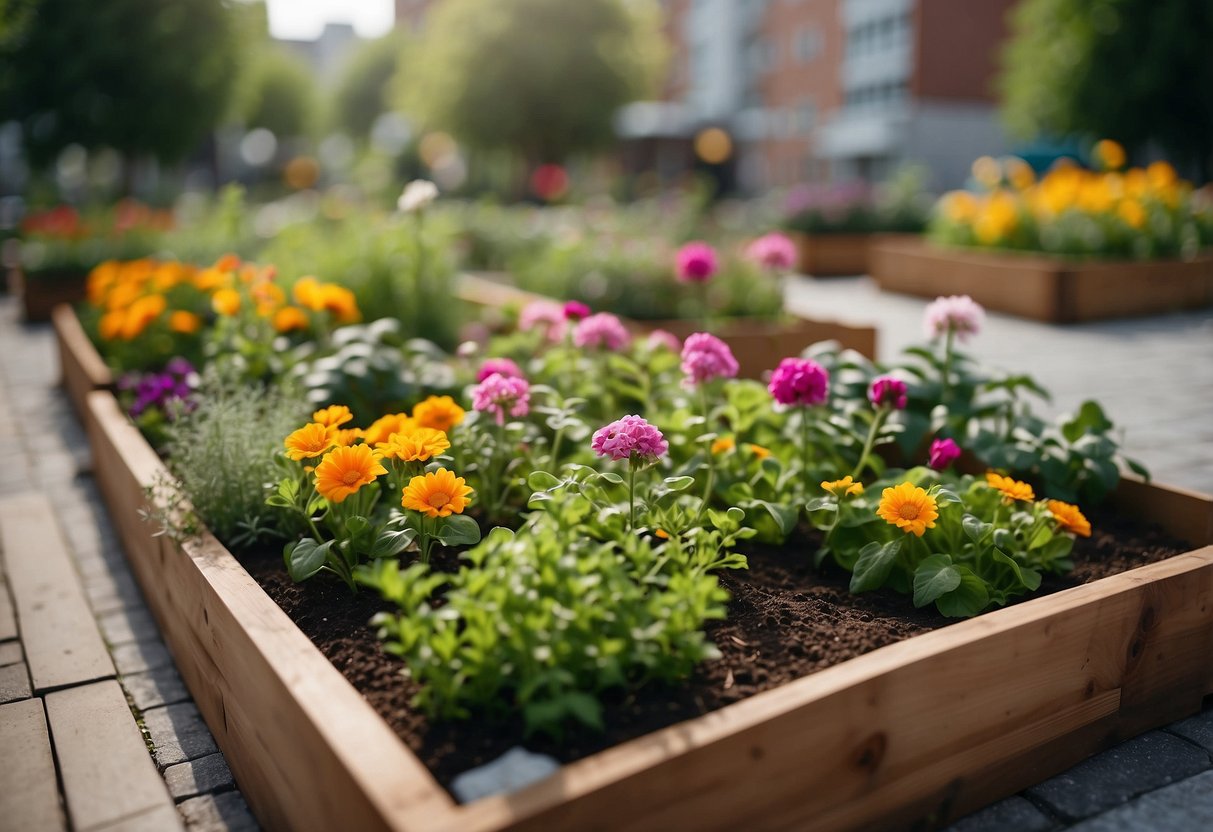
[962,514,992,543]
[933,488,962,506]
[912,555,962,608]
[435,514,482,547]
[562,691,605,730]
[370,528,418,559]
[755,500,798,537]
[1028,524,1054,550]
[935,568,990,617]
[596,472,624,485]
[346,515,371,536]
[527,471,561,491]
[850,538,903,593]
[662,476,695,492]
[805,496,838,512]
[285,538,333,582]
[1062,400,1113,443]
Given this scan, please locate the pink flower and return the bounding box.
[680,332,739,388]
[573,313,630,351]
[646,329,682,352]
[675,241,719,283]
[519,300,566,342]
[928,438,962,470]
[868,375,908,410]
[744,232,798,272]
[924,295,985,342]
[476,357,524,383]
[591,415,668,463]
[563,301,591,321]
[472,373,531,426]
[768,357,829,407]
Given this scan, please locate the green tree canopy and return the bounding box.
[331,32,406,139]
[398,0,665,164]
[237,45,318,139]
[0,0,238,167]
[1000,0,1213,178]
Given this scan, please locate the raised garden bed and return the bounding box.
[52,303,113,418]
[869,236,1213,323]
[793,233,871,277]
[83,386,1213,832]
[7,267,88,323]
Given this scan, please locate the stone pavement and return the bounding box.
[1,286,1211,831]
[0,296,258,832]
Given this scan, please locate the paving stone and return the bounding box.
[1066,769,1213,831]
[112,638,174,675]
[1168,709,1213,756]
[0,639,21,666]
[0,576,19,641]
[943,795,1056,832]
[165,753,236,801]
[0,660,32,703]
[92,803,185,832]
[45,680,177,832]
[122,666,191,711]
[99,607,161,646]
[87,579,146,615]
[177,792,260,832]
[143,702,219,769]
[0,697,66,832]
[1025,731,1212,821]
[0,492,115,691]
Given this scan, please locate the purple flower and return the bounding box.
[674,241,719,283]
[121,358,198,420]
[680,332,739,388]
[472,373,531,426]
[591,415,668,463]
[928,438,962,470]
[519,300,567,342]
[744,232,798,272]
[767,357,829,407]
[476,357,524,383]
[645,329,682,352]
[924,295,985,342]
[573,313,630,351]
[562,301,591,321]
[868,375,908,410]
[165,357,195,377]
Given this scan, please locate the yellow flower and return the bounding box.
[973,191,1019,244]
[412,396,465,432]
[330,427,363,446]
[318,283,360,324]
[401,468,473,518]
[971,155,1002,189]
[378,428,450,462]
[821,476,864,497]
[1093,139,1126,171]
[292,276,324,310]
[1118,199,1146,229]
[985,472,1035,503]
[212,287,241,316]
[284,422,335,461]
[362,413,415,446]
[748,443,772,460]
[711,436,735,454]
[940,190,978,223]
[169,310,202,334]
[313,405,354,429]
[314,445,387,504]
[1047,499,1091,538]
[272,306,309,333]
[1004,157,1036,190]
[876,482,939,537]
[251,281,286,316]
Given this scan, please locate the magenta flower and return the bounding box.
[519,300,567,342]
[928,438,962,470]
[767,357,829,407]
[591,415,668,463]
[924,295,985,342]
[868,376,908,410]
[646,329,682,352]
[472,373,531,426]
[573,313,631,351]
[680,332,739,388]
[563,301,591,321]
[675,241,719,283]
[744,232,798,272]
[475,357,524,383]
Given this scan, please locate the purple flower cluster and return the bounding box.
[923,295,985,342]
[119,357,197,419]
[573,312,631,351]
[476,357,524,383]
[674,241,719,283]
[680,332,739,388]
[868,375,908,410]
[744,232,798,272]
[472,373,531,426]
[767,357,829,407]
[928,438,962,470]
[591,415,668,463]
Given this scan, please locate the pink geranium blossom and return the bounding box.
[868,376,908,410]
[928,438,962,470]
[680,332,739,388]
[675,241,719,283]
[573,313,630,351]
[563,301,591,321]
[924,295,985,342]
[591,415,668,463]
[768,357,829,407]
[646,329,682,352]
[476,357,524,383]
[519,300,567,342]
[472,373,531,426]
[745,232,798,272]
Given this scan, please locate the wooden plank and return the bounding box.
[0,697,67,832]
[795,232,871,277]
[52,304,113,421]
[45,680,182,832]
[0,493,114,692]
[86,390,458,832]
[1067,258,1213,322]
[1110,473,1213,546]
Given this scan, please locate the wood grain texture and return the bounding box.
[53,303,113,419]
[794,233,871,277]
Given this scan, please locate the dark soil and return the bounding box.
[241,504,1191,793]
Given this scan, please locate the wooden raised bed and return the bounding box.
[793,232,871,277]
[870,236,1213,323]
[84,387,1213,832]
[456,273,878,374]
[7,266,88,322]
[52,303,113,418]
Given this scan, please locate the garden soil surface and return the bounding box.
[243,506,1190,794]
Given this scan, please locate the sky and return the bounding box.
[265,0,395,40]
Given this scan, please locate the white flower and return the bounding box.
[397,179,439,213]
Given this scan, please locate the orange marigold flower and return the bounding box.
[412,396,465,432]
[822,476,864,497]
[98,310,125,341]
[1047,499,1091,538]
[169,310,202,334]
[330,427,363,446]
[212,287,241,316]
[214,253,241,272]
[292,276,325,310]
[1093,139,1126,171]
[748,443,772,460]
[272,306,309,333]
[654,528,670,539]
[284,423,336,461]
[252,281,286,316]
[711,436,735,454]
[401,468,473,518]
[119,293,167,339]
[377,427,449,462]
[312,405,354,428]
[314,445,387,504]
[985,472,1035,503]
[361,413,415,446]
[876,482,938,537]
[317,283,360,324]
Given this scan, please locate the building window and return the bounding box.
[797,99,817,133]
[793,27,821,63]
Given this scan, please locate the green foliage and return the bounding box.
[1000,0,1213,178]
[237,44,317,138]
[330,32,406,138]
[1,0,239,166]
[399,0,665,163]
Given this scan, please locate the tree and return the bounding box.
[398,0,665,165]
[0,0,239,168]
[331,32,406,139]
[1000,0,1213,179]
[238,45,318,139]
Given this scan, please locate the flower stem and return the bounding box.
[699,385,715,515]
[799,407,812,499]
[850,407,887,482]
[628,463,637,533]
[941,326,955,406]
